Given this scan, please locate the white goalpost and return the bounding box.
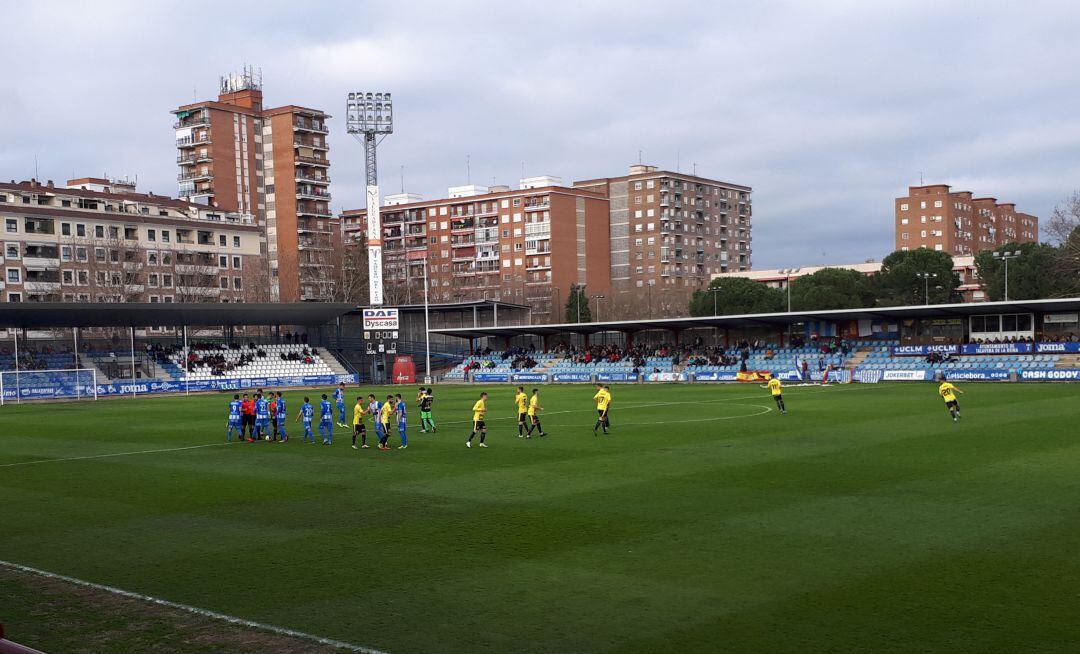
[0,368,99,405]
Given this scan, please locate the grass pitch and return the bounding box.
[1,382,1078,653]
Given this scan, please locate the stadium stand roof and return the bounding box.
[0,302,356,329]
[428,297,1080,339]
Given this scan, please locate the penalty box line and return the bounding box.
[0,559,389,654]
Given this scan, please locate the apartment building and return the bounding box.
[341,179,611,318]
[573,165,753,290]
[0,178,263,304]
[172,68,336,302]
[895,184,1039,256]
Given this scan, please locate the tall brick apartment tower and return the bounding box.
[172,68,336,301]
[573,165,752,291]
[895,184,1039,256]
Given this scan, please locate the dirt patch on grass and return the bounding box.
[0,567,353,653]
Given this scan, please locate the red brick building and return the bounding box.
[895,184,1038,256]
[172,69,336,302]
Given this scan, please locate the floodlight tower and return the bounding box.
[346,92,394,306]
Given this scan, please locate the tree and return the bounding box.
[789,267,875,311]
[874,248,962,306]
[688,277,784,316]
[332,234,370,304]
[564,285,592,323]
[974,242,1077,301]
[1046,190,1080,245]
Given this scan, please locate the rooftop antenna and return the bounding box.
[34,155,38,180]
[920,171,924,185]
[676,150,680,173]
[466,154,471,185]
[693,162,698,176]
[400,165,405,194]
[638,149,643,164]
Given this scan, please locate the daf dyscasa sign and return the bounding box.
[362,308,399,331]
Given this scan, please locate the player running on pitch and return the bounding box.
[319,394,334,445]
[592,384,611,435]
[938,379,964,422]
[352,395,369,449]
[525,388,547,438]
[368,394,385,449]
[296,396,315,443]
[419,388,436,433]
[515,386,529,437]
[764,376,787,414]
[334,383,348,428]
[226,394,243,442]
[466,392,489,448]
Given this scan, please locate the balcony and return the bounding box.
[296,188,332,201]
[293,120,329,134]
[178,171,214,182]
[297,207,333,219]
[450,219,475,232]
[295,155,330,168]
[523,202,550,212]
[24,281,62,293]
[173,113,210,129]
[295,173,330,185]
[176,134,211,148]
[22,256,60,270]
[294,138,329,151]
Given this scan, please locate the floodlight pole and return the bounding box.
[423,257,431,383]
[346,92,393,307]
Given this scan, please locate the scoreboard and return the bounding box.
[362,308,398,356]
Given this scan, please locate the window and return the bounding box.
[220,277,229,289]
[75,247,87,262]
[233,236,241,248]
[61,246,72,261]
[62,270,74,285]
[161,231,170,243]
[934,200,943,208]
[76,224,85,237]
[5,219,16,233]
[646,180,654,189]
[219,255,228,268]
[149,295,160,303]
[920,230,927,237]
[635,224,643,233]
[900,203,909,211]
[162,274,173,288]
[219,234,227,247]
[233,277,242,290]
[147,229,156,242]
[5,243,18,259]
[61,222,71,236]
[514,243,523,251]
[513,198,521,207]
[232,256,241,269]
[7,292,21,302]
[6,268,20,283]
[901,218,908,225]
[148,273,159,287]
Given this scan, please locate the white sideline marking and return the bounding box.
[0,442,228,469]
[0,559,389,654]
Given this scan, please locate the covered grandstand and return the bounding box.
[430,298,1080,383]
[0,302,358,402]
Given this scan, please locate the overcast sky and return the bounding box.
[2,0,1079,267]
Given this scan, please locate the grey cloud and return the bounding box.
[2,0,1079,269]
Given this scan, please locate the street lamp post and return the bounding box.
[647,280,656,316]
[709,287,722,316]
[916,272,937,305]
[992,250,1022,301]
[590,294,605,322]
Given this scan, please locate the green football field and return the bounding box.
[1,381,1079,653]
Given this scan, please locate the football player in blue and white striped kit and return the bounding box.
[226,394,243,442]
[296,397,315,443]
[274,391,288,442]
[254,393,271,441]
[333,383,347,427]
[319,394,334,445]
